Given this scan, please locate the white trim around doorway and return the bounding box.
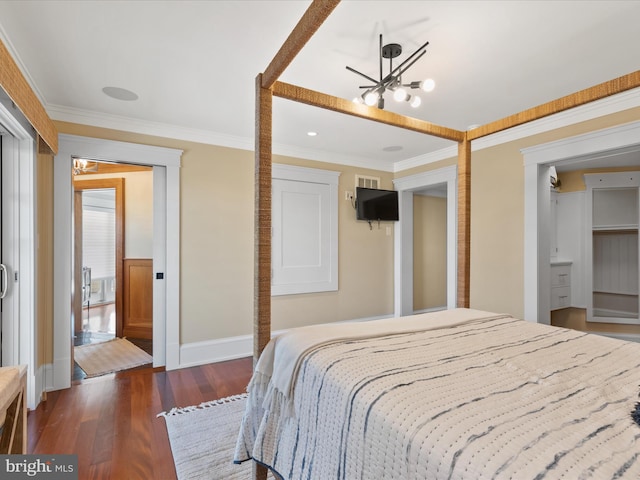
[393,165,458,317]
[53,134,182,392]
[522,120,640,324]
[0,100,37,408]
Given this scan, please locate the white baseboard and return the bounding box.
[412,306,447,315]
[178,314,393,369]
[593,332,640,343]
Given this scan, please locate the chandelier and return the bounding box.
[73,158,99,175]
[347,34,435,110]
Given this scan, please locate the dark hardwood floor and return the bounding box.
[28,357,254,479]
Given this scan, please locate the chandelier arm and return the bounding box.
[345,65,379,85]
[394,50,427,79]
[388,41,429,79]
[379,34,383,83]
[380,49,427,86]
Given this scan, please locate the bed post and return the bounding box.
[457,134,471,307]
[254,73,273,364]
[252,3,341,479]
[253,73,272,480]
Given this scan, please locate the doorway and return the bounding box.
[72,164,153,380]
[413,186,448,313]
[523,120,640,324]
[53,134,181,393]
[393,165,458,316]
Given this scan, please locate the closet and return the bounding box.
[585,172,639,324]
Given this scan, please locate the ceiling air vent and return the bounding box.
[355,174,380,190]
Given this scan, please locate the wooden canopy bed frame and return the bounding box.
[249,1,640,478]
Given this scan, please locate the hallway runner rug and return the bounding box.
[74,337,152,377]
[158,394,275,480]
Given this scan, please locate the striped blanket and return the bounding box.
[235,309,640,479]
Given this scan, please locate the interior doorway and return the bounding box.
[393,164,458,316]
[413,186,448,313]
[53,134,181,393]
[72,163,153,380]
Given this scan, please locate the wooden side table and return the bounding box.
[0,365,27,454]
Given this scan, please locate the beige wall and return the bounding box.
[413,194,447,311]
[53,121,395,344]
[395,106,640,321]
[123,171,153,258]
[271,155,395,329]
[51,105,640,349]
[558,165,640,193]
[81,170,154,258]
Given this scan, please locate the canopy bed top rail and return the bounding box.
[261,0,340,88]
[272,81,464,142]
[468,70,640,141]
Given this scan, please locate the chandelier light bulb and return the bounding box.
[421,78,435,92]
[353,96,363,104]
[346,34,432,109]
[364,91,379,106]
[393,87,408,102]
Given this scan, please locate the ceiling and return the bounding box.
[0,0,639,172]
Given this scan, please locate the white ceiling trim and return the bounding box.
[47,103,255,151]
[272,143,392,171]
[48,102,395,171]
[49,84,640,175]
[470,87,640,154]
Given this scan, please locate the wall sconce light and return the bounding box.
[550,166,561,189]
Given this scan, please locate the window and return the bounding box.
[272,164,340,296]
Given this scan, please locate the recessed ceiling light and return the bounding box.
[382,145,403,152]
[307,131,317,137]
[102,86,139,101]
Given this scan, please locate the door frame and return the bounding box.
[0,97,36,408]
[53,135,182,392]
[393,165,458,316]
[522,120,640,324]
[73,178,125,337]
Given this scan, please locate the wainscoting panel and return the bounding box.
[123,258,153,339]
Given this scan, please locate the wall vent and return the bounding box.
[355,174,380,190]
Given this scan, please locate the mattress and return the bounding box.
[235,309,640,479]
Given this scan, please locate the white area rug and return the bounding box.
[74,337,152,377]
[158,394,273,480]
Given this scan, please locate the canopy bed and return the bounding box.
[244,0,640,478]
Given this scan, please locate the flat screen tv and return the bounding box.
[356,187,399,221]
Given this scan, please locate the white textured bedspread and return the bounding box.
[235,309,640,479]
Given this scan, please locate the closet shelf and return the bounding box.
[592,225,638,231]
[593,289,639,296]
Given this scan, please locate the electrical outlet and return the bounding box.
[345,190,353,200]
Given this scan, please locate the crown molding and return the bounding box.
[272,142,393,171]
[393,145,459,172]
[48,103,394,171]
[48,104,255,151]
[46,85,640,174]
